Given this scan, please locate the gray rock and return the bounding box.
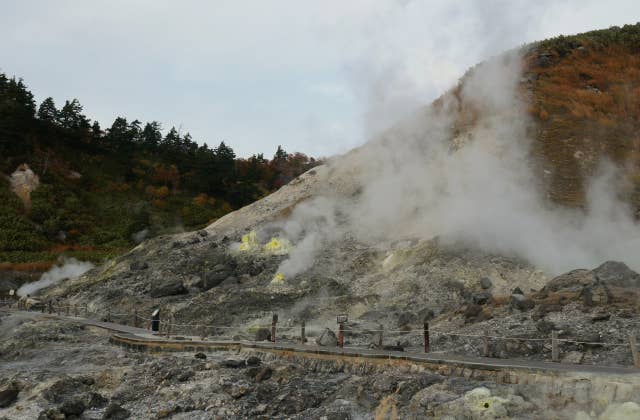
[203,269,232,290]
[103,402,130,419]
[472,292,492,305]
[581,284,611,307]
[129,261,148,271]
[464,304,483,319]
[511,294,535,311]
[150,280,187,298]
[480,277,492,289]
[221,358,246,368]
[591,312,611,322]
[536,320,555,335]
[177,369,195,382]
[246,356,261,366]
[59,396,86,417]
[544,269,595,293]
[419,308,435,321]
[533,304,563,321]
[397,311,417,327]
[562,351,584,364]
[593,261,640,288]
[38,408,65,420]
[87,392,108,408]
[316,328,338,347]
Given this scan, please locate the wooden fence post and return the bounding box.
[483,329,489,357]
[378,324,384,349]
[338,323,344,349]
[630,334,640,368]
[107,309,112,323]
[301,320,306,343]
[424,322,430,353]
[552,330,559,362]
[271,313,278,343]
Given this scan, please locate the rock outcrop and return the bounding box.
[9,164,39,210]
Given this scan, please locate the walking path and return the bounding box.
[4,309,639,377]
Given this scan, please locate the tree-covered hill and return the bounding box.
[0,73,320,266]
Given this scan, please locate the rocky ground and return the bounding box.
[11,154,639,418]
[2,312,640,419]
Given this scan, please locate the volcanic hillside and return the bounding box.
[45,25,640,362]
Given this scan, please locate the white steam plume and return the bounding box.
[17,258,94,297]
[277,50,640,277]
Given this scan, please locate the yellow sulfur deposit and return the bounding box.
[238,230,258,251]
[263,237,291,255]
[271,272,286,285]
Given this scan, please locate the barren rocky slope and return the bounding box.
[1,312,639,419]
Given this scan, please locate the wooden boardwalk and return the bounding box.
[5,309,639,377]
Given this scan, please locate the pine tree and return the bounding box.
[37,97,59,122]
[141,121,162,148]
[273,145,288,161]
[58,99,89,129]
[162,126,181,149]
[91,121,102,138]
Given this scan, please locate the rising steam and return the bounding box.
[17,258,94,297]
[274,50,640,277]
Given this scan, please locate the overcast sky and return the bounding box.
[2,1,639,157]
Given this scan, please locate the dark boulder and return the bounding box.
[472,292,492,305]
[221,358,246,368]
[382,342,405,352]
[532,304,563,321]
[480,277,493,289]
[581,283,611,307]
[194,352,207,360]
[536,320,555,335]
[246,356,261,366]
[103,403,130,419]
[593,261,640,288]
[177,370,195,382]
[150,280,187,298]
[418,308,435,322]
[397,311,417,327]
[59,396,86,417]
[512,287,524,295]
[203,265,234,290]
[316,328,338,347]
[254,328,271,342]
[511,294,535,311]
[129,261,148,271]
[38,408,65,420]
[255,366,272,382]
[544,269,595,293]
[464,304,483,319]
[591,312,611,323]
[0,387,19,408]
[87,392,108,409]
